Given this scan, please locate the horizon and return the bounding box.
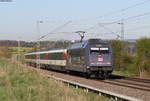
[0,38,138,42]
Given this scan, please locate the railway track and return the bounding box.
[111,75,150,83]
[100,79,150,92]
[96,75,150,92]
[124,77,150,84]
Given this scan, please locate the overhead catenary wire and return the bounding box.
[57,11,150,39]
[120,11,150,22]
[119,14,150,25]
[100,24,150,36]
[94,10,150,38]
[35,0,150,41]
[51,10,150,39]
[97,11,150,27]
[70,10,150,38]
[38,21,72,40]
[74,0,150,22]
[98,24,122,39]
[121,24,150,33]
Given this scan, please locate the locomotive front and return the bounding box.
[86,39,113,79]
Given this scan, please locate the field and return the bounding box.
[0,58,115,101]
[8,47,33,54]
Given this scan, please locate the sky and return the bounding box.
[0,0,150,41]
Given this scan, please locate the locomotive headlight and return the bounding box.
[100,48,108,50]
[91,48,99,50]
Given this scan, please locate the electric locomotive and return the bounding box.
[66,39,113,78]
[25,39,113,79]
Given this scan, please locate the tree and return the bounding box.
[136,38,150,76]
[109,40,124,71]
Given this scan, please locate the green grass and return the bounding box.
[0,58,115,101]
[113,69,150,78]
[112,70,137,77]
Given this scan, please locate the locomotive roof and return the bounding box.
[67,41,87,49]
[67,39,107,49]
[25,49,67,55]
[88,39,108,45]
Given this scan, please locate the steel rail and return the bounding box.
[111,75,150,83]
[112,79,150,88]
[99,80,150,92]
[124,77,150,83]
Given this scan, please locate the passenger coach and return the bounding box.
[25,49,67,71]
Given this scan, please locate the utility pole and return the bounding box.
[118,19,124,41]
[36,20,43,69]
[17,37,21,68]
[18,37,20,55]
[34,20,71,69]
[118,19,124,71]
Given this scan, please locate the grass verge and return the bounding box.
[112,70,137,77]
[0,58,115,101]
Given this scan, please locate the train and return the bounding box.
[25,39,113,79]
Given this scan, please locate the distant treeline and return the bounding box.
[0,40,72,49]
[0,40,36,47]
[0,40,135,55]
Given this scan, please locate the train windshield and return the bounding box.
[100,48,109,54]
[90,48,99,54]
[90,47,109,54]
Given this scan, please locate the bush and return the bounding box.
[109,40,138,76]
[121,52,137,74]
[109,40,122,70]
[136,38,150,76]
